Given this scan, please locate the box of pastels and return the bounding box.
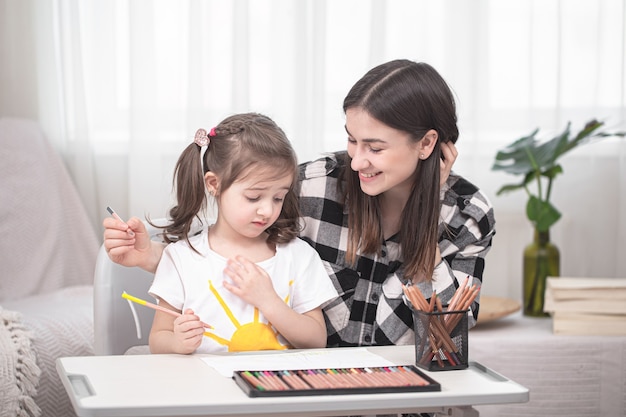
[233,366,441,397]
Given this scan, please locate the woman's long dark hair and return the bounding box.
[342,60,458,282]
[152,113,300,252]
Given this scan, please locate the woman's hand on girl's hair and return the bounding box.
[440,141,458,186]
[103,216,158,270]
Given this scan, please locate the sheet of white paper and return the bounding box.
[201,348,396,377]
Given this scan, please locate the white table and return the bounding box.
[469,312,626,417]
[57,345,528,417]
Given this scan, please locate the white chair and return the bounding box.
[93,222,163,355]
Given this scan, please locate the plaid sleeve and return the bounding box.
[436,172,497,327]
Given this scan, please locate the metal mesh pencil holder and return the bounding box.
[412,308,469,371]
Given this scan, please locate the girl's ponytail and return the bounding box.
[152,142,208,249]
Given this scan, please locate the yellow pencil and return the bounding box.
[121,292,214,330]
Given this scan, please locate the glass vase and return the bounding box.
[523,228,560,317]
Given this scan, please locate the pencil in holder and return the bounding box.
[412,308,468,371]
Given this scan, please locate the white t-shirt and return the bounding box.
[149,229,338,353]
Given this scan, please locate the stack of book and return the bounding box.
[543,277,626,335]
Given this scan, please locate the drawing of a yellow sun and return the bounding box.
[203,280,292,352]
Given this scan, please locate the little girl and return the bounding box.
[148,113,337,354]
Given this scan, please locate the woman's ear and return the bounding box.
[419,129,439,159]
[204,172,219,196]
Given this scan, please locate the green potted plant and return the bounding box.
[491,119,625,316]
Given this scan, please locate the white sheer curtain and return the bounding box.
[8,0,626,299]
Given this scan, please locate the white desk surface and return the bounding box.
[57,345,528,417]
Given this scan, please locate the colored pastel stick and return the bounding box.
[346,368,368,387]
[240,371,266,391]
[254,371,280,391]
[281,370,310,390]
[121,292,214,330]
[330,368,349,388]
[268,371,290,390]
[399,366,429,386]
[299,370,324,389]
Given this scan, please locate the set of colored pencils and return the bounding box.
[402,276,479,369]
[237,366,432,392]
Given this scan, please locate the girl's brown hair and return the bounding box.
[154,113,300,250]
[342,60,459,282]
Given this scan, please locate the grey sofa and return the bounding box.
[0,118,99,417]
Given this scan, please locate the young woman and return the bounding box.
[104,60,495,349]
[145,113,336,354]
[298,60,494,347]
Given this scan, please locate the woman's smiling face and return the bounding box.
[345,107,422,198]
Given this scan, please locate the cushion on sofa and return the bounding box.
[0,118,98,301]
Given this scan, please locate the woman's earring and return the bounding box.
[420,154,425,159]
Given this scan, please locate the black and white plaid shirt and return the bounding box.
[298,151,496,347]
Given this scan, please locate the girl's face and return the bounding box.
[345,107,423,198]
[214,167,293,240]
